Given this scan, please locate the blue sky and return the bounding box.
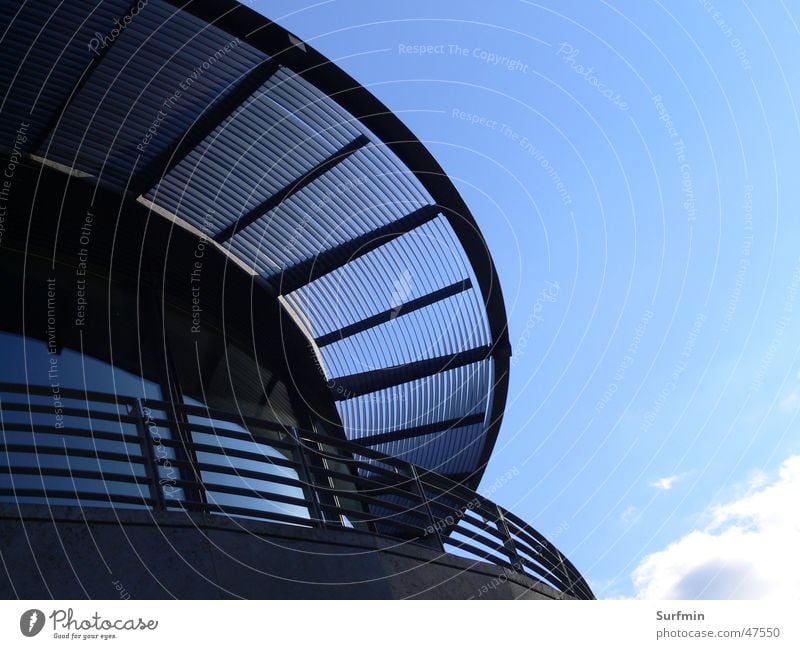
[252,0,800,598]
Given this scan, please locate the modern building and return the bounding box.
[0,0,593,599]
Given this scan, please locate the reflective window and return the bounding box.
[0,331,164,509]
[182,396,308,522]
[0,243,306,520]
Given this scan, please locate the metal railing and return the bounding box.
[0,382,593,599]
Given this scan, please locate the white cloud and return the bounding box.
[747,469,769,490]
[632,455,800,599]
[650,473,686,490]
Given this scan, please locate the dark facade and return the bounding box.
[0,0,592,599]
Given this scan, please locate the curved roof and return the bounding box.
[0,0,510,486]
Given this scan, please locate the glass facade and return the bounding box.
[0,237,308,518]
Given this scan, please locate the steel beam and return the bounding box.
[212,134,369,243]
[355,413,485,447]
[315,279,472,347]
[330,345,494,401]
[275,204,439,295]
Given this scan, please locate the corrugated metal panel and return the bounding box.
[39,0,266,188]
[319,294,490,376]
[147,67,357,234]
[229,146,429,276]
[282,217,483,338]
[0,0,130,148]
[336,359,492,438]
[371,423,487,475]
[263,67,359,151]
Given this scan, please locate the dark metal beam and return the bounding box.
[331,345,495,401]
[356,413,485,447]
[275,204,439,295]
[315,279,472,347]
[131,58,281,197]
[213,134,369,243]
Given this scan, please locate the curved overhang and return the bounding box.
[0,0,510,487]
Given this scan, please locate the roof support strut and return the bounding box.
[355,413,486,447]
[315,279,472,347]
[275,203,439,295]
[330,345,494,401]
[212,134,369,243]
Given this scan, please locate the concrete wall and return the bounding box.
[0,504,566,600]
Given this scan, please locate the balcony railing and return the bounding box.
[0,382,593,599]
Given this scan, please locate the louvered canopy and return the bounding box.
[0,0,510,486]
